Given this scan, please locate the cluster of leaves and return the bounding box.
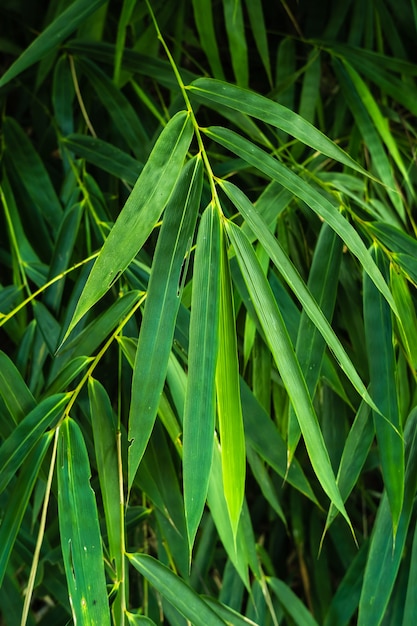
[1,0,417,624]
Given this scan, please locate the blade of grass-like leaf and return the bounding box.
[0,393,68,495]
[46,356,93,394]
[220,180,381,415]
[342,59,412,197]
[323,541,369,626]
[189,79,367,175]
[183,203,221,551]
[0,434,52,587]
[288,224,343,461]
[244,0,272,85]
[44,203,83,314]
[77,58,149,160]
[358,407,417,626]
[226,221,351,528]
[128,156,203,489]
[62,135,142,186]
[0,0,107,87]
[333,59,405,220]
[64,110,193,339]
[364,245,404,534]
[216,221,246,537]
[222,0,248,87]
[390,264,417,369]
[58,417,111,626]
[241,380,319,505]
[402,517,417,625]
[3,117,62,232]
[0,350,36,423]
[268,578,320,626]
[324,400,374,532]
[88,378,123,579]
[113,0,137,85]
[127,553,227,626]
[191,0,225,79]
[207,128,397,316]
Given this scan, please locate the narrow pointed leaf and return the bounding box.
[364,245,404,533]
[358,408,417,626]
[0,0,108,87]
[128,156,202,488]
[127,553,227,625]
[208,128,397,316]
[66,110,193,337]
[190,79,366,174]
[220,180,380,414]
[0,350,36,423]
[0,393,68,495]
[226,221,351,528]
[216,222,246,537]
[58,417,111,626]
[183,203,221,550]
[0,434,52,587]
[88,378,123,574]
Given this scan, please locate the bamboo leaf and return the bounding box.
[128,553,227,625]
[128,156,203,488]
[364,244,404,534]
[0,393,68,495]
[207,127,397,316]
[220,180,380,415]
[222,0,248,87]
[88,378,123,575]
[225,221,351,528]
[183,203,221,550]
[62,134,142,186]
[189,79,367,174]
[358,408,417,626]
[65,110,193,338]
[216,220,246,537]
[191,0,225,79]
[58,417,111,626]
[0,434,52,587]
[0,350,36,424]
[0,0,108,87]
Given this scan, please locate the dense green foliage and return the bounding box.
[1,0,417,624]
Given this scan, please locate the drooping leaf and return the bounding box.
[65,110,193,338]
[183,203,221,550]
[57,417,111,626]
[128,156,202,489]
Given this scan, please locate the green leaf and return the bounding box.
[88,378,123,575]
[58,417,111,626]
[65,110,193,338]
[183,203,221,550]
[0,434,52,587]
[222,0,248,87]
[62,134,142,186]
[0,350,36,424]
[0,393,68,495]
[0,0,108,87]
[215,221,246,538]
[268,577,320,626]
[220,181,380,415]
[244,0,272,85]
[207,127,397,316]
[3,117,62,232]
[288,223,343,459]
[127,553,227,626]
[191,0,225,79]
[128,156,202,488]
[364,245,404,534]
[189,78,367,174]
[358,407,417,626]
[225,221,351,528]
